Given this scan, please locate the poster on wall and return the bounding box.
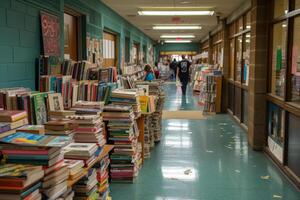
[267,102,284,163]
[40,11,60,56]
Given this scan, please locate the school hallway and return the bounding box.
[110,83,300,200]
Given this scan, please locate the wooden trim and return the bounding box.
[272,9,300,23]
[64,7,82,17]
[201,36,209,43]
[213,39,223,45]
[266,94,300,117]
[226,0,251,25]
[264,147,300,189]
[231,29,251,39]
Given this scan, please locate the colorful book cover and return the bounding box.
[32,93,48,125]
[0,164,42,177]
[0,132,71,147]
[139,96,148,113]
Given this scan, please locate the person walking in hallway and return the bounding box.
[177,55,191,95]
[169,58,177,80]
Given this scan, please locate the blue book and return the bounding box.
[0,132,71,147]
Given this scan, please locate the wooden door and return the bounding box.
[103,32,116,67]
[64,13,78,60]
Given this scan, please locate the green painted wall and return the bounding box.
[0,0,154,89]
[155,43,200,60]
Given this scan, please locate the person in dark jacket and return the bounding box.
[176,55,191,96]
[169,59,177,80]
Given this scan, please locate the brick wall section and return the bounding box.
[248,0,269,150]
[0,0,42,89]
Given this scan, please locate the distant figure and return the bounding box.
[154,66,160,79]
[169,59,177,80]
[144,64,155,81]
[177,55,191,95]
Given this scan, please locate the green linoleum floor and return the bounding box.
[110,83,300,200]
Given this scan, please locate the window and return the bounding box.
[237,17,244,32]
[267,102,285,163]
[103,31,117,67]
[274,0,289,18]
[271,21,287,98]
[291,16,300,104]
[235,36,242,82]
[287,113,300,177]
[243,33,250,85]
[242,90,249,125]
[125,37,130,63]
[245,11,251,29]
[229,39,235,79]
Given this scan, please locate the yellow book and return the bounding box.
[139,96,148,113]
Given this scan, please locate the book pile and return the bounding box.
[68,101,106,146]
[63,143,98,168]
[0,164,44,200]
[0,87,31,110]
[103,104,141,182]
[93,155,111,200]
[64,159,85,181]
[39,75,74,109]
[0,132,72,199]
[49,110,76,120]
[73,168,99,200]
[17,125,45,135]
[143,115,152,158]
[0,110,29,138]
[136,81,165,141]
[44,119,76,137]
[109,89,141,118]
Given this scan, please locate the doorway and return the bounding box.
[64,13,79,60]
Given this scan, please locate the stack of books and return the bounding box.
[0,110,29,138]
[44,119,76,137]
[94,155,111,199]
[68,101,106,146]
[39,76,73,109]
[0,164,44,200]
[0,87,31,110]
[63,143,98,168]
[17,125,45,135]
[136,81,165,142]
[0,132,72,199]
[49,110,76,120]
[103,104,140,182]
[64,159,85,181]
[109,89,141,118]
[71,101,104,115]
[143,115,152,158]
[67,115,106,146]
[0,89,53,125]
[73,168,99,200]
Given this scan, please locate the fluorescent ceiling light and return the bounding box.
[153,25,201,30]
[161,35,195,38]
[138,10,214,16]
[165,40,192,43]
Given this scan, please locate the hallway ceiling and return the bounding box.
[101,0,246,42]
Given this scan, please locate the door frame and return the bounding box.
[64,7,85,60]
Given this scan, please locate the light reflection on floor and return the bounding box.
[110,83,300,200]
